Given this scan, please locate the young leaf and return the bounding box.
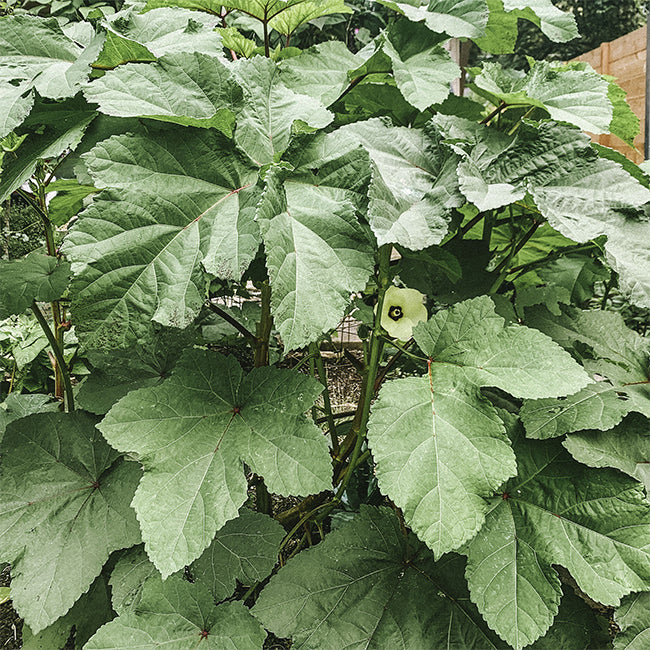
[269,0,352,35]
[63,127,260,349]
[382,20,459,111]
[563,412,650,491]
[472,60,612,134]
[339,118,464,250]
[0,412,141,633]
[278,41,364,107]
[376,0,489,39]
[189,508,284,602]
[520,382,630,439]
[464,431,650,649]
[84,52,243,134]
[86,575,266,650]
[413,295,590,399]
[253,506,505,649]
[0,253,71,318]
[258,166,374,351]
[367,369,516,557]
[99,348,331,576]
[96,7,223,64]
[614,591,650,650]
[233,56,332,166]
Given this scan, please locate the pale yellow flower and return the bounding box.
[377,286,428,341]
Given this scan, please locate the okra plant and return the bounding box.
[1,1,650,648]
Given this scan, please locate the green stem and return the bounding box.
[262,16,270,57]
[207,301,256,340]
[480,101,507,125]
[482,211,495,248]
[310,342,339,455]
[32,301,75,412]
[254,281,273,368]
[448,210,485,242]
[336,245,391,498]
[507,106,535,136]
[509,242,598,275]
[490,220,541,294]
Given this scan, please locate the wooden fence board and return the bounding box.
[572,25,647,163]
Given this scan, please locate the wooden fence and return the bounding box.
[572,25,647,163]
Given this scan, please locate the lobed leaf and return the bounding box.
[253,506,506,649]
[339,118,464,250]
[367,370,516,557]
[0,412,141,633]
[563,412,650,491]
[465,429,650,648]
[63,126,260,349]
[99,349,331,576]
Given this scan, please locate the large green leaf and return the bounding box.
[339,118,464,250]
[615,591,650,650]
[444,118,650,307]
[86,575,266,650]
[367,370,516,557]
[85,52,242,134]
[0,97,97,202]
[464,426,650,648]
[472,60,612,134]
[563,413,650,491]
[0,253,70,318]
[253,506,506,649]
[0,15,103,137]
[525,307,650,420]
[189,508,284,601]
[95,7,223,68]
[62,126,260,349]
[413,295,589,399]
[382,20,459,111]
[0,411,141,633]
[258,165,374,351]
[99,349,331,576]
[376,0,489,39]
[520,381,630,439]
[233,56,332,165]
[269,0,352,35]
